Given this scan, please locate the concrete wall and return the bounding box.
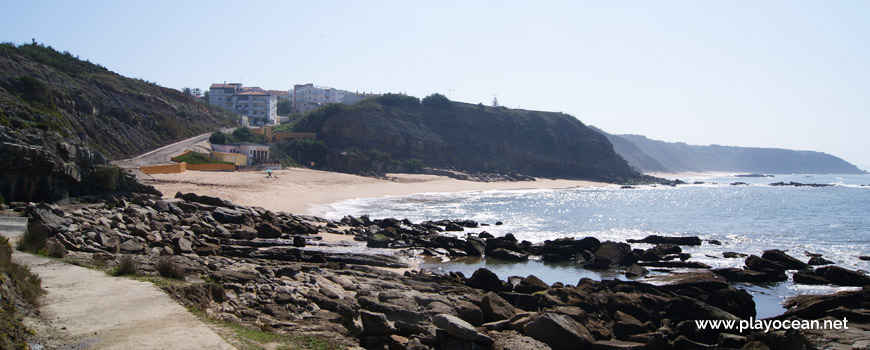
[140,163,186,174]
[186,163,236,171]
[139,162,236,174]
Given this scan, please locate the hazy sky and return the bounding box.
[3,1,869,168]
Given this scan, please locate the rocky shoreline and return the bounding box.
[13,193,870,349]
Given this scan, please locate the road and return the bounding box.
[112,131,217,169]
[0,213,235,350]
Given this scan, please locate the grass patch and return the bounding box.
[174,152,232,165]
[185,306,345,350]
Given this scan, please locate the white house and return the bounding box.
[208,83,278,127]
[293,83,352,113]
[211,142,270,166]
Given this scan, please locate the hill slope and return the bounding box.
[609,132,865,174]
[0,43,236,202]
[291,95,642,182]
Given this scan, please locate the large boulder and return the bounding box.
[489,248,529,261]
[467,268,506,292]
[212,207,249,225]
[523,313,594,350]
[585,241,631,268]
[815,266,870,287]
[481,292,518,323]
[433,314,478,341]
[761,249,807,270]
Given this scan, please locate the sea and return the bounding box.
[324,173,870,318]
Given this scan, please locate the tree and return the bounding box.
[192,88,202,97]
[203,90,210,100]
[181,87,192,96]
[277,99,293,115]
[209,131,226,145]
[422,93,452,109]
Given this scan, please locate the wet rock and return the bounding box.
[585,241,631,268]
[718,333,748,349]
[523,313,594,350]
[806,256,833,265]
[745,255,786,272]
[175,192,235,208]
[627,235,702,246]
[489,248,529,261]
[292,236,306,248]
[433,314,478,341]
[761,249,807,270]
[624,264,648,278]
[712,268,787,283]
[723,251,747,258]
[792,270,829,285]
[815,265,870,286]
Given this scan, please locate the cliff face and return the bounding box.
[0,43,235,202]
[293,97,641,182]
[607,133,865,174]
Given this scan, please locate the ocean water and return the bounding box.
[325,174,870,318]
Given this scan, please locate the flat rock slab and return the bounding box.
[2,214,235,350]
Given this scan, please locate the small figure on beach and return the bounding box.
[266,169,272,178]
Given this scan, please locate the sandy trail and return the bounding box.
[0,213,235,350]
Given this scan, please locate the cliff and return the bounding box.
[598,130,865,174]
[0,43,236,202]
[292,95,642,182]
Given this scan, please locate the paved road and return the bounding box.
[0,213,236,350]
[112,131,220,169]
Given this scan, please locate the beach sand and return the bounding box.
[144,168,608,216]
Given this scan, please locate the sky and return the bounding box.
[2,1,869,169]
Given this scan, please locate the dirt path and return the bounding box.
[0,213,235,350]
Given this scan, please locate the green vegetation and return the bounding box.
[14,42,104,76]
[0,236,44,349]
[422,93,452,109]
[174,152,232,165]
[156,257,185,279]
[186,306,344,350]
[273,139,329,167]
[112,255,139,276]
[209,127,268,145]
[375,93,420,108]
[17,223,49,254]
[86,165,127,191]
[277,100,293,116]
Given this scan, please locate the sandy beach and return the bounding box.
[144,168,608,216]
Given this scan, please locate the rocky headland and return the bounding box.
[11,192,869,349]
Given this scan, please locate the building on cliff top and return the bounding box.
[208,83,278,127]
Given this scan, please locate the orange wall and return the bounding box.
[140,163,186,174]
[186,163,236,171]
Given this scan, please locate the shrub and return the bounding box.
[17,222,49,253]
[376,93,420,108]
[156,257,185,279]
[1,236,45,306]
[113,255,139,276]
[422,93,452,109]
[43,238,66,258]
[209,131,227,145]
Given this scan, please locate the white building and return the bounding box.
[232,88,277,127]
[293,84,352,113]
[208,83,242,110]
[208,83,278,127]
[212,142,270,166]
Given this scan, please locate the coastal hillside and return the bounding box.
[594,128,865,174]
[0,43,236,202]
[291,94,642,182]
